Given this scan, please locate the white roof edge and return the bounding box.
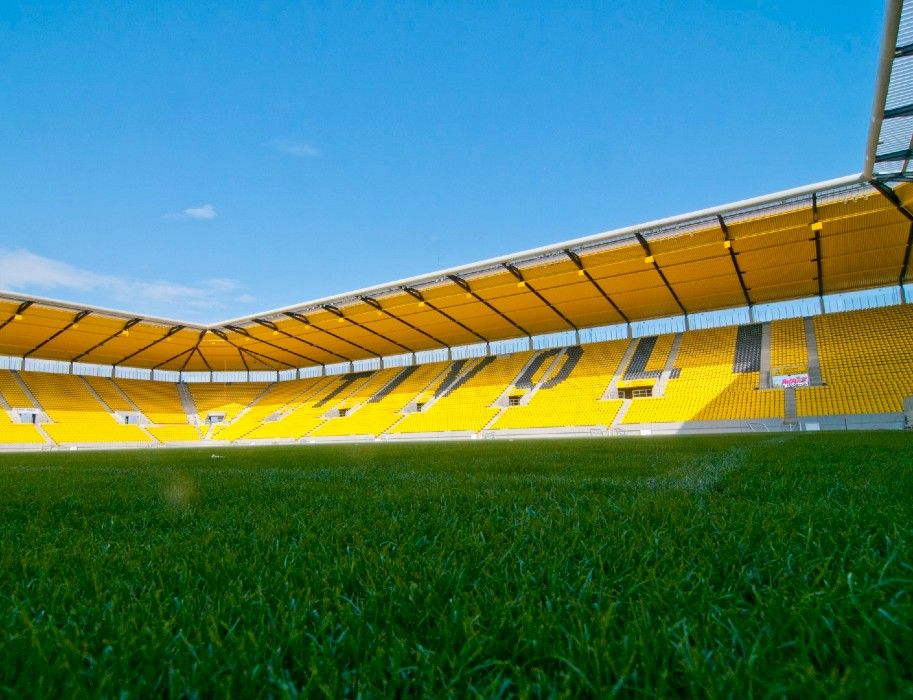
[213,172,866,328]
[0,289,205,330]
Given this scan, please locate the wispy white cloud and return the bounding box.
[163,203,218,221]
[271,140,321,158]
[0,248,253,321]
[183,203,217,220]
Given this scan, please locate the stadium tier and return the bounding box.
[1,303,911,447]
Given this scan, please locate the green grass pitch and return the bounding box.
[1,433,911,697]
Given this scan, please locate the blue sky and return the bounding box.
[0,1,885,322]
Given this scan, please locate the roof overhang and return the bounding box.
[4,173,912,371]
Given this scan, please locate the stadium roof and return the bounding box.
[2,0,912,373]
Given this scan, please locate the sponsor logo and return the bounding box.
[773,373,810,388]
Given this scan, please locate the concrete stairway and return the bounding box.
[610,399,633,430]
[759,322,772,388]
[652,332,683,397]
[804,317,823,386]
[12,372,44,411]
[176,383,200,424]
[784,387,798,424]
[603,337,638,400]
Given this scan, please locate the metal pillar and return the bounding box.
[574,329,581,345]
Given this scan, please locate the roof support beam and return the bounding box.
[448,274,529,336]
[717,216,752,308]
[398,288,488,343]
[152,345,194,371]
[321,304,414,354]
[869,179,913,286]
[284,312,383,359]
[869,179,913,221]
[0,300,34,333]
[72,318,141,362]
[23,310,90,359]
[210,329,248,373]
[564,249,629,323]
[240,346,296,370]
[237,346,250,372]
[900,222,913,286]
[897,41,913,58]
[223,324,323,366]
[811,194,824,299]
[874,147,913,163]
[213,329,296,370]
[115,325,185,366]
[883,103,913,120]
[361,294,449,347]
[251,318,351,363]
[503,263,577,330]
[180,331,210,372]
[634,233,688,316]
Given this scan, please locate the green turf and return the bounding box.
[1,433,912,698]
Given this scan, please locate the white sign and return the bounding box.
[772,373,809,388]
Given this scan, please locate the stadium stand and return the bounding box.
[645,333,675,374]
[310,363,448,437]
[492,341,628,430]
[211,375,332,441]
[20,372,151,444]
[0,370,36,410]
[241,371,406,440]
[2,300,913,446]
[797,304,913,416]
[0,371,45,444]
[188,382,271,423]
[622,326,782,424]
[116,379,189,425]
[392,352,533,434]
[84,376,134,412]
[769,318,809,376]
[0,408,45,444]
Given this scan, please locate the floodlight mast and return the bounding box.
[864,0,904,179]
